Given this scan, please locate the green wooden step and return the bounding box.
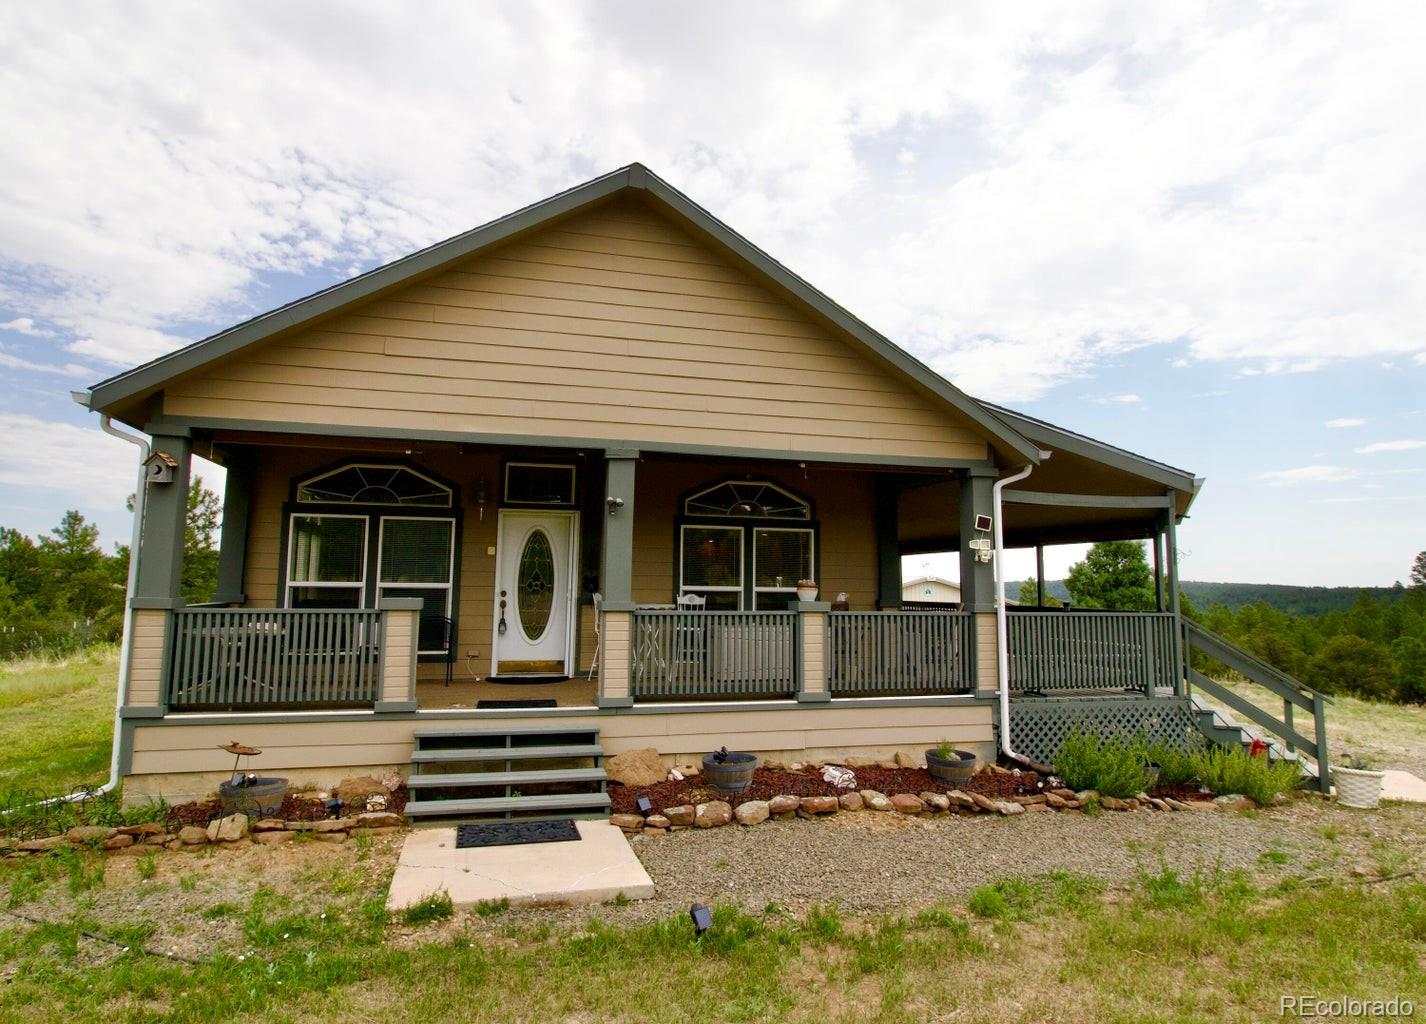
[403,791,612,818]
[406,768,606,789]
[410,744,603,764]
[413,724,600,740]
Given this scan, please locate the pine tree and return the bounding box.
[1064,541,1157,611]
[1411,550,1426,589]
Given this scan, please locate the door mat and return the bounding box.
[486,674,570,684]
[455,819,581,849]
[476,698,559,709]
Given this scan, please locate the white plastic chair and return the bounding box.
[586,592,603,680]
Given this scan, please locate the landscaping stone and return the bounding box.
[644,814,672,829]
[838,791,864,811]
[694,801,732,828]
[767,795,800,815]
[118,822,164,837]
[67,826,115,843]
[18,836,69,852]
[102,834,134,850]
[1214,794,1256,811]
[1024,802,1051,812]
[253,818,287,832]
[1045,793,1069,809]
[1075,790,1101,803]
[641,826,667,836]
[859,789,893,811]
[844,755,880,768]
[253,830,295,845]
[314,832,347,843]
[891,794,925,815]
[178,826,209,845]
[1012,794,1047,806]
[944,790,976,810]
[1051,788,1077,800]
[1163,797,1193,811]
[893,751,920,768]
[144,833,176,846]
[207,814,249,842]
[354,811,403,830]
[970,792,1000,813]
[610,814,644,833]
[663,805,695,827]
[734,801,769,826]
[335,776,390,804]
[606,747,667,788]
[799,796,838,815]
[1148,798,1172,812]
[1100,796,1133,811]
[919,792,950,813]
[995,801,1024,816]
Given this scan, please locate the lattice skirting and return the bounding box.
[1003,695,1199,767]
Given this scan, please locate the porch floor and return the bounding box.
[416,675,597,710]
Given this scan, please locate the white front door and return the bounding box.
[493,511,576,675]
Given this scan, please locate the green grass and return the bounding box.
[0,649,117,794]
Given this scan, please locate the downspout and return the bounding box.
[75,392,149,799]
[993,455,1049,767]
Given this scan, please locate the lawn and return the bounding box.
[0,648,117,794]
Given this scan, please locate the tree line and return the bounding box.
[0,481,220,659]
[1021,541,1426,704]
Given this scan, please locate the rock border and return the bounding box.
[1,811,406,856]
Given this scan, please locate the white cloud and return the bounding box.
[0,414,140,510]
[1093,393,1142,405]
[1260,465,1359,485]
[0,343,93,378]
[0,2,1417,402]
[0,317,49,336]
[1355,439,1426,453]
[1326,417,1365,428]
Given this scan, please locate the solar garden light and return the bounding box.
[636,795,654,815]
[324,797,344,818]
[689,903,713,937]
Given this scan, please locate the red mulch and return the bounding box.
[166,784,408,827]
[607,764,1047,815]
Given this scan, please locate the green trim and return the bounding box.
[151,415,980,470]
[119,706,167,719]
[375,700,418,714]
[88,164,1040,464]
[213,451,252,604]
[129,597,186,610]
[958,472,995,613]
[796,691,832,703]
[596,695,634,709]
[133,433,190,605]
[1003,490,1173,509]
[378,597,425,611]
[874,477,902,609]
[600,454,637,604]
[117,718,136,777]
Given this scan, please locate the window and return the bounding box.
[287,515,366,608]
[684,480,810,520]
[679,526,743,610]
[377,518,455,644]
[297,464,452,507]
[753,528,814,610]
[504,463,576,506]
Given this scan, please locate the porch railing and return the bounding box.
[827,610,973,694]
[1007,610,1178,694]
[166,608,384,710]
[630,609,797,699]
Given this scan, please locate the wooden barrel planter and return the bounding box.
[702,752,760,793]
[925,749,977,785]
[219,777,289,817]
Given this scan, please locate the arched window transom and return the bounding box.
[297,464,452,508]
[683,480,810,520]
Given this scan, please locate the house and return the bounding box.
[79,164,1330,814]
[901,575,961,605]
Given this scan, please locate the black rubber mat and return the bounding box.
[475,698,558,709]
[455,819,581,848]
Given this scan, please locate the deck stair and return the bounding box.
[1188,694,1319,782]
[403,724,610,823]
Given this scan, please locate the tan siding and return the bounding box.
[164,196,990,462]
[126,609,167,707]
[975,612,998,692]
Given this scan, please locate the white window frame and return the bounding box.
[503,462,577,506]
[678,524,744,609]
[752,527,815,609]
[285,513,368,608]
[376,516,457,655]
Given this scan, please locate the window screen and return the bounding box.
[680,526,743,608]
[287,515,365,608]
[504,463,576,505]
[377,518,455,650]
[754,528,813,609]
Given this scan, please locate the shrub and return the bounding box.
[400,890,454,926]
[1305,635,1397,701]
[1189,745,1302,805]
[1142,737,1202,788]
[1052,730,1154,799]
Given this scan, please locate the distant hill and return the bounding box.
[1034,580,1408,616]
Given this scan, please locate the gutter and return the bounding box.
[74,391,149,799]
[992,455,1050,768]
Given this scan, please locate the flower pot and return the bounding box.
[796,586,819,602]
[218,776,288,817]
[702,752,760,793]
[925,749,977,784]
[1334,766,1384,809]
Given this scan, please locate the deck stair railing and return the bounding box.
[1007,610,1178,696]
[630,608,797,698]
[166,607,383,710]
[1181,619,1332,793]
[827,610,973,694]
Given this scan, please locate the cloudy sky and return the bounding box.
[1,1,1423,586]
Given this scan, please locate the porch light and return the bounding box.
[690,903,713,937]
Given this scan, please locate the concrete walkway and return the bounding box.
[1381,769,1426,804]
[386,820,655,911]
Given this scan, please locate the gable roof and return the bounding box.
[83,163,1040,464]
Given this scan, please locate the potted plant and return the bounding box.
[1334,753,1384,809]
[702,746,760,793]
[925,741,977,784]
[796,579,819,602]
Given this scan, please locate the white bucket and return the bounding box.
[1335,766,1384,809]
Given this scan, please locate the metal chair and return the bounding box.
[419,615,455,686]
[587,593,603,680]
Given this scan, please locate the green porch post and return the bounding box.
[599,450,638,605]
[1152,530,1165,612]
[213,450,252,606]
[1164,495,1183,694]
[960,466,997,696]
[133,429,192,609]
[875,477,902,609]
[1034,544,1045,607]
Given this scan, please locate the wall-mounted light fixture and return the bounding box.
[475,479,489,520]
[606,496,625,516]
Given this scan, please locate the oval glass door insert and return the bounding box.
[516,529,555,642]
